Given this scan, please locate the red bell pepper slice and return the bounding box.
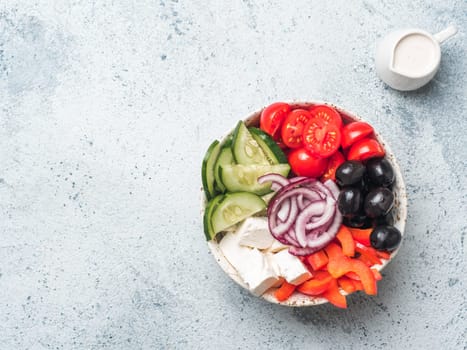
[275,280,297,302]
[306,250,329,271]
[322,278,347,308]
[347,227,372,247]
[353,280,364,291]
[327,255,377,295]
[324,242,344,261]
[297,271,333,296]
[355,243,383,266]
[336,225,355,257]
[376,250,391,260]
[345,271,360,280]
[337,276,357,294]
[371,268,383,281]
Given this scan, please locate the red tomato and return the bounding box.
[303,117,341,158]
[288,148,328,178]
[321,151,345,181]
[281,109,312,148]
[341,122,374,148]
[260,102,291,140]
[309,105,343,128]
[347,138,385,161]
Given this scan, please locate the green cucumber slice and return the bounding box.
[203,194,224,240]
[232,121,270,165]
[249,127,288,164]
[201,140,222,200]
[210,192,266,235]
[220,164,291,195]
[213,139,235,192]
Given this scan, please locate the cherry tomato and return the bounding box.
[347,138,385,161]
[321,151,345,181]
[260,102,291,140]
[281,109,312,148]
[303,117,341,158]
[309,105,343,128]
[288,148,328,178]
[341,122,374,148]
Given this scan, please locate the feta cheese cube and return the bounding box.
[243,248,281,296]
[271,249,312,285]
[237,217,274,250]
[266,239,289,253]
[219,232,280,296]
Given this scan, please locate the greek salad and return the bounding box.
[202,102,402,308]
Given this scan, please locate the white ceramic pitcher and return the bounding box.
[375,26,457,91]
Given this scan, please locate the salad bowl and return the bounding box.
[202,101,407,307]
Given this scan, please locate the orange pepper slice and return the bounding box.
[327,255,377,295]
[336,225,356,257]
[274,281,297,302]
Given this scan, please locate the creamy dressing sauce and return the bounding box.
[392,34,437,76]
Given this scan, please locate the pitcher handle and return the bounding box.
[433,25,457,44]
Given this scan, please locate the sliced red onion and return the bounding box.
[257,173,290,191]
[269,187,329,236]
[307,208,342,248]
[264,175,343,253]
[305,197,335,230]
[288,245,326,256]
[284,230,300,247]
[277,200,291,222]
[273,198,298,235]
[294,200,329,247]
[289,176,308,183]
[323,179,340,200]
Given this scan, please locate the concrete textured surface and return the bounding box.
[0,0,466,349]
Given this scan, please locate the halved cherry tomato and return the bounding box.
[260,102,291,140]
[309,105,343,128]
[280,109,311,148]
[321,151,345,181]
[347,137,385,161]
[341,121,374,148]
[287,147,328,178]
[303,117,341,158]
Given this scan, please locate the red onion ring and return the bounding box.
[264,176,343,256]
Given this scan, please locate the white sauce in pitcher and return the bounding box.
[392,34,438,77]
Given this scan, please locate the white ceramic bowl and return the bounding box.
[203,101,407,307]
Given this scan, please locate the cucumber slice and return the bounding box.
[201,140,222,200]
[203,194,224,240]
[210,192,266,235]
[249,127,288,164]
[220,164,291,195]
[213,139,235,192]
[232,121,270,165]
[261,192,276,205]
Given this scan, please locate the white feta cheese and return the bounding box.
[236,217,275,250]
[266,239,289,253]
[242,248,281,296]
[270,249,312,285]
[219,231,280,296]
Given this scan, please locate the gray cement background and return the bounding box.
[0,1,466,349]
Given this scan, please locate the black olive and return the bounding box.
[343,214,373,229]
[335,161,366,187]
[364,187,394,218]
[375,213,393,226]
[370,225,402,251]
[366,158,395,187]
[338,187,362,217]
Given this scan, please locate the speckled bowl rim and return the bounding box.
[203,100,407,307]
